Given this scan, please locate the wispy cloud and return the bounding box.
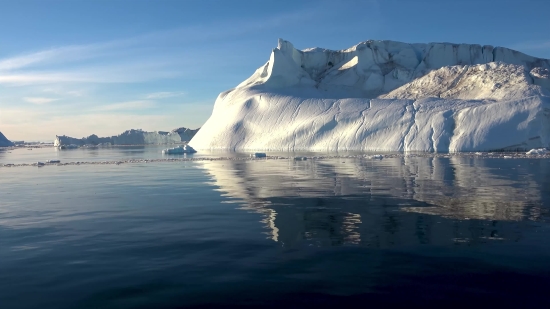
[23,97,58,104]
[42,87,85,97]
[0,45,97,72]
[94,100,157,111]
[0,3,358,140]
[145,91,185,99]
[0,5,330,78]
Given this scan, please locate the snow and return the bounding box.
[0,131,15,147]
[190,39,550,152]
[162,145,197,154]
[55,127,199,147]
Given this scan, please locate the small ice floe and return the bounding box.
[47,160,61,163]
[526,148,549,155]
[58,144,79,149]
[251,152,267,158]
[365,154,383,159]
[162,145,197,154]
[294,156,307,161]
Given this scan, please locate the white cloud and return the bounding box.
[145,91,185,99]
[93,100,156,111]
[23,97,58,104]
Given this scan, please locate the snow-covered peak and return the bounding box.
[237,39,550,98]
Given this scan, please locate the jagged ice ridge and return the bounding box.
[190,39,550,152]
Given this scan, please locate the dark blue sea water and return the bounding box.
[1,146,550,308]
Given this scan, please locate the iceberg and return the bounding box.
[526,148,549,155]
[0,131,15,147]
[55,127,199,147]
[190,39,550,152]
[162,145,197,154]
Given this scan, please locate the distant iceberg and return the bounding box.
[190,39,550,152]
[162,145,197,154]
[526,148,549,155]
[0,131,15,147]
[55,127,199,147]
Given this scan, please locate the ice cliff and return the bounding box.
[54,127,199,147]
[0,131,14,147]
[190,39,550,152]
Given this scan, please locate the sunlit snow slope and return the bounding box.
[191,39,550,152]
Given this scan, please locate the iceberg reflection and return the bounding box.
[200,156,549,247]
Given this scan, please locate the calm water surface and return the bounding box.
[1,147,550,308]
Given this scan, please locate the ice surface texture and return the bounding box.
[55,127,199,147]
[0,131,14,147]
[191,39,550,152]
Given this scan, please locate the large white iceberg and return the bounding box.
[55,127,199,147]
[190,39,550,152]
[0,131,15,147]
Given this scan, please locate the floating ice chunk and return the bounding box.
[251,152,267,158]
[162,145,197,154]
[365,154,384,159]
[58,144,79,149]
[526,148,549,155]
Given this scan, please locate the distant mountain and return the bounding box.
[0,131,15,147]
[190,39,550,152]
[54,127,200,147]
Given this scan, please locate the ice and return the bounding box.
[58,144,79,149]
[190,39,550,152]
[55,127,199,147]
[2,152,550,169]
[0,131,15,147]
[162,145,197,154]
[526,148,549,155]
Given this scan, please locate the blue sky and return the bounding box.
[1,0,549,141]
